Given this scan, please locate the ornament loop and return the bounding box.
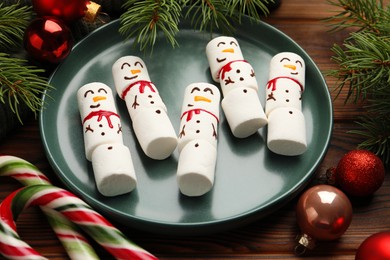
[294,233,316,255]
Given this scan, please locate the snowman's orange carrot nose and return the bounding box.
[284,64,297,70]
[93,96,106,102]
[131,69,141,74]
[222,48,234,53]
[194,96,211,102]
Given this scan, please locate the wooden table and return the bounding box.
[1,0,389,259]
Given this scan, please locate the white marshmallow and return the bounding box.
[77,82,137,196]
[266,52,305,115]
[267,107,307,156]
[206,36,244,82]
[177,83,220,197]
[112,56,177,160]
[265,52,307,156]
[219,60,259,96]
[91,143,137,196]
[206,37,268,138]
[222,87,268,138]
[177,139,217,197]
[132,108,178,160]
[178,83,220,152]
[77,82,123,161]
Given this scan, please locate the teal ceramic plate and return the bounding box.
[40,18,332,235]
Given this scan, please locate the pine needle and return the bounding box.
[329,31,390,103]
[325,0,390,165]
[119,0,271,51]
[0,3,32,51]
[0,53,53,122]
[119,0,183,51]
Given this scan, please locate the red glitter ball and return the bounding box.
[335,150,385,197]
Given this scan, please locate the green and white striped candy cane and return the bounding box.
[0,184,158,260]
[0,155,99,259]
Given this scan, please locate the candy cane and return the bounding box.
[0,185,157,260]
[0,155,99,259]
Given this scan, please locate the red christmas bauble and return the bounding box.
[296,185,353,241]
[335,150,385,197]
[24,17,73,64]
[32,0,90,23]
[355,232,390,260]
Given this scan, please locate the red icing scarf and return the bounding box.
[121,80,156,99]
[181,109,219,123]
[218,60,248,80]
[266,76,304,92]
[83,110,120,128]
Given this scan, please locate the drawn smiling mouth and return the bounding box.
[216,58,226,63]
[291,72,299,75]
[124,75,138,80]
[90,104,100,109]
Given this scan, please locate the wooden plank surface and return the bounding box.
[1,0,389,259]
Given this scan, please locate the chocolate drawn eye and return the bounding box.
[295,60,303,67]
[121,62,131,69]
[230,41,238,46]
[191,87,201,93]
[134,61,144,68]
[98,88,108,94]
[280,57,291,63]
[217,41,226,47]
[204,87,214,95]
[84,90,94,98]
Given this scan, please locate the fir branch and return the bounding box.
[119,0,271,51]
[325,0,388,33]
[119,0,183,51]
[349,114,390,165]
[185,0,234,35]
[0,3,32,51]
[0,53,53,122]
[226,0,272,22]
[325,0,390,165]
[328,31,390,102]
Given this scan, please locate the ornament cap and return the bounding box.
[294,233,316,255]
[84,1,101,22]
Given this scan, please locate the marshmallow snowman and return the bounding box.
[206,36,267,138]
[77,82,137,196]
[112,56,177,160]
[265,52,307,156]
[177,83,220,197]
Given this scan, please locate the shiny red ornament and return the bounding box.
[335,150,385,197]
[32,0,90,23]
[355,232,390,260]
[24,17,73,63]
[295,185,352,254]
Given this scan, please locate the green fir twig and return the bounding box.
[184,0,233,35]
[325,0,390,165]
[0,3,32,51]
[119,0,272,51]
[325,0,388,33]
[119,0,183,51]
[0,53,52,122]
[328,31,390,102]
[349,115,390,165]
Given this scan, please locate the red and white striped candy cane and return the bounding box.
[0,155,99,259]
[0,184,158,260]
